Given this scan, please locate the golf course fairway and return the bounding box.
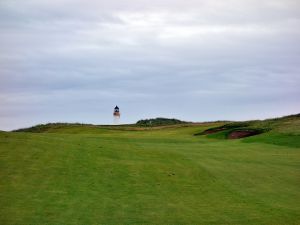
[1,115,299,224]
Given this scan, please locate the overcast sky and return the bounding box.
[0,0,300,130]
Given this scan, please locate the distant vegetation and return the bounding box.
[136,117,187,127]
[14,123,93,133]
[13,118,188,133]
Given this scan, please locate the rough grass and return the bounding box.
[0,115,300,225]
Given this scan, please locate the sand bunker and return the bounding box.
[228,130,262,139]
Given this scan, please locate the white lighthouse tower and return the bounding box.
[113,105,120,124]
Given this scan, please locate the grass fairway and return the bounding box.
[0,116,300,224]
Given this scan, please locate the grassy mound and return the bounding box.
[14,123,95,133]
[136,117,187,127]
[196,114,300,142]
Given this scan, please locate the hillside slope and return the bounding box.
[197,114,300,148]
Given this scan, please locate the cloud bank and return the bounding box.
[0,0,300,130]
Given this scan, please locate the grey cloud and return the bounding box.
[0,0,300,130]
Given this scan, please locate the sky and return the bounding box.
[0,0,300,130]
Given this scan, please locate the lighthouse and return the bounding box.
[113,105,120,124]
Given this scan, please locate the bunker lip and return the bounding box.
[194,127,227,135]
[228,130,263,139]
[195,122,251,136]
[203,127,227,134]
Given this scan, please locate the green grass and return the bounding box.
[1,115,300,224]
